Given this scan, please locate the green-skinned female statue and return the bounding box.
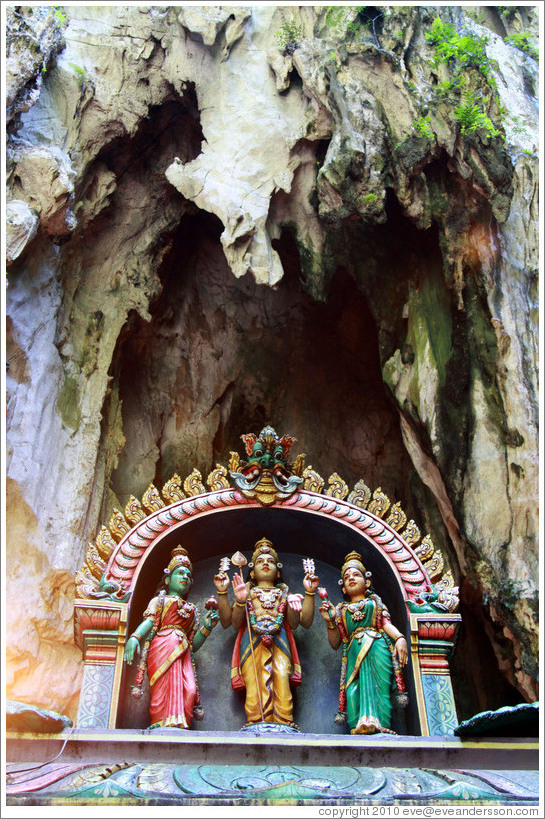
[124,545,219,729]
[318,551,408,735]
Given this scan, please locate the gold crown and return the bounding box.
[341,551,367,578]
[166,545,192,574]
[251,537,279,564]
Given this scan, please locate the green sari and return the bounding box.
[338,597,395,734]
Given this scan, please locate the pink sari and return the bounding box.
[145,596,198,728]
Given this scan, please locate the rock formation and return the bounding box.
[5,5,539,721]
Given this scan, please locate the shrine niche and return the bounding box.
[74,426,461,737]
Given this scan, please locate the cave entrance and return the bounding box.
[106,208,420,518]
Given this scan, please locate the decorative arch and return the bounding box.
[105,488,432,600]
[76,464,457,609]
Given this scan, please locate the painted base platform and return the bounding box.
[6,730,540,806]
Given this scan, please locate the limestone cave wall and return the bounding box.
[5,5,539,723]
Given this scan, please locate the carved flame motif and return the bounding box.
[109,508,130,542]
[415,533,434,563]
[162,473,185,503]
[325,472,349,500]
[75,565,99,599]
[184,468,206,497]
[347,479,372,509]
[386,501,407,532]
[367,487,391,518]
[302,466,325,493]
[85,542,106,579]
[206,464,230,491]
[142,483,165,513]
[229,425,304,506]
[95,526,116,561]
[228,451,240,472]
[434,570,459,612]
[125,495,146,524]
[401,519,421,547]
[424,550,444,581]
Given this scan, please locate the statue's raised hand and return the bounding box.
[213,570,230,594]
[232,573,249,604]
[303,571,320,595]
[287,593,304,612]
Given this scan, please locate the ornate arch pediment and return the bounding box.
[76,467,457,611]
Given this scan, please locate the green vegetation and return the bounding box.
[360,193,377,205]
[425,17,506,140]
[325,6,360,31]
[274,17,303,54]
[51,6,67,28]
[436,77,462,96]
[411,114,434,139]
[325,6,366,34]
[497,6,518,22]
[69,62,87,89]
[40,7,66,75]
[425,17,496,83]
[505,31,538,62]
[454,91,500,137]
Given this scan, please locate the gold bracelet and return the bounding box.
[130,633,142,645]
[395,635,406,642]
[327,622,337,630]
[305,591,316,596]
[235,601,246,608]
[217,590,228,595]
[200,626,211,637]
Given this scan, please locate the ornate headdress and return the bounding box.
[340,551,371,581]
[249,537,280,567]
[165,545,192,575]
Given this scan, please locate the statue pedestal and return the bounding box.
[6,729,539,805]
[239,721,300,734]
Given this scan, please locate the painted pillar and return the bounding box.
[410,613,462,736]
[74,601,127,728]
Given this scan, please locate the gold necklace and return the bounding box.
[347,599,367,621]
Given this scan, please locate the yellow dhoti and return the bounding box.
[241,637,293,724]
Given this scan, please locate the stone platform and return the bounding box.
[5,729,540,806]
